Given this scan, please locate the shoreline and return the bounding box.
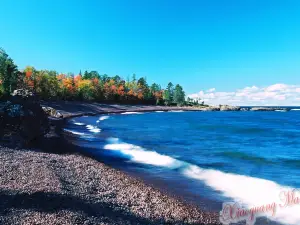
[0,145,220,224]
[0,101,222,224]
[1,101,287,224]
[41,101,295,120]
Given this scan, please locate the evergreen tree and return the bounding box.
[163,82,174,105]
[173,84,185,106]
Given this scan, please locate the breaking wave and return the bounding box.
[63,129,85,136]
[121,112,144,115]
[86,125,101,133]
[170,110,184,112]
[96,115,110,123]
[73,122,85,125]
[103,138,300,225]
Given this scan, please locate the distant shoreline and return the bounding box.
[41,101,295,120]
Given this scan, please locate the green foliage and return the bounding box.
[163,82,174,105]
[83,70,100,80]
[186,97,204,107]
[35,71,60,99]
[0,47,189,106]
[0,84,4,98]
[150,83,161,93]
[0,49,20,96]
[173,84,185,106]
[78,84,94,101]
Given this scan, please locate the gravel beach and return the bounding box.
[0,145,221,225]
[0,101,221,224]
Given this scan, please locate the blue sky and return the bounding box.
[1,0,300,104]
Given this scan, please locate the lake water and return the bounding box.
[63,109,300,225]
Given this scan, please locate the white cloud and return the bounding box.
[207,88,216,93]
[188,83,300,106]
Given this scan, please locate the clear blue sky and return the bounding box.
[1,0,300,95]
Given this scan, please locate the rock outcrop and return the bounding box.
[219,105,241,111]
[198,106,220,111]
[0,89,50,145]
[240,107,250,111]
[42,106,63,118]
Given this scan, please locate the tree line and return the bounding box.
[0,48,202,106]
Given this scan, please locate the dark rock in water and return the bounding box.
[0,89,50,146]
[42,106,63,118]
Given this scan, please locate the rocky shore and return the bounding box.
[0,97,292,225]
[40,101,292,118]
[0,146,220,225]
[0,94,221,225]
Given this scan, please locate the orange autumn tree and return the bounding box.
[0,47,188,104]
[57,74,76,99]
[104,79,117,101]
[154,90,164,105]
[23,66,36,90]
[91,77,104,100]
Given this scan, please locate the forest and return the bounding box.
[0,48,202,106]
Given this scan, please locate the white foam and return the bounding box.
[275,110,287,112]
[155,111,164,113]
[182,165,300,225]
[103,142,183,168]
[86,125,101,133]
[291,109,300,111]
[103,138,300,224]
[170,110,184,112]
[96,115,110,123]
[74,122,85,125]
[63,129,85,136]
[99,115,110,120]
[121,112,143,115]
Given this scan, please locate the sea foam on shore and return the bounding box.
[102,137,300,225]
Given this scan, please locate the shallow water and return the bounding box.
[64,109,300,225]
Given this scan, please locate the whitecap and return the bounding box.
[291,109,300,111]
[182,165,300,225]
[74,122,85,125]
[86,125,101,133]
[170,110,184,112]
[103,137,300,225]
[155,111,164,113]
[63,129,85,136]
[121,112,143,115]
[103,141,183,169]
[96,115,110,123]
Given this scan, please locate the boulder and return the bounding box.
[0,89,50,145]
[42,106,63,118]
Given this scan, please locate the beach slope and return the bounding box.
[0,146,220,225]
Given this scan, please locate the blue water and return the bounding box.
[64,110,300,225]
